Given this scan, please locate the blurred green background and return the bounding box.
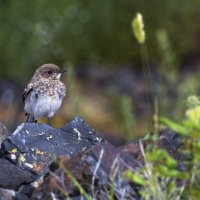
[1,0,200,141]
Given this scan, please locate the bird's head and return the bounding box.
[35,64,66,80]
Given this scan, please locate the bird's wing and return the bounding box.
[23,82,33,105]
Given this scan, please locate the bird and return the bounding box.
[23,64,66,125]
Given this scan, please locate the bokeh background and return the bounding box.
[1,0,200,142]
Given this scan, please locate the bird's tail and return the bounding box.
[26,114,37,123]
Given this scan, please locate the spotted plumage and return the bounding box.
[23,64,66,124]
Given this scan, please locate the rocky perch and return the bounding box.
[0,117,184,200]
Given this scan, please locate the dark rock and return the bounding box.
[15,185,35,200]
[31,141,141,200]
[30,128,186,199]
[0,122,9,145]
[0,159,34,190]
[158,128,187,171]
[0,118,187,199]
[120,140,142,160]
[0,116,101,190]
[158,128,184,159]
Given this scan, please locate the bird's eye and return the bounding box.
[47,70,52,74]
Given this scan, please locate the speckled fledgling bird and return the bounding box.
[23,64,66,124]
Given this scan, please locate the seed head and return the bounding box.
[132,13,146,44]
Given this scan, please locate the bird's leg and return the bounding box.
[26,114,30,123]
[48,117,52,126]
[26,114,37,123]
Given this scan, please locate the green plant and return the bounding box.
[126,95,200,199]
[161,95,200,198]
[126,140,187,200]
[132,12,153,131]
